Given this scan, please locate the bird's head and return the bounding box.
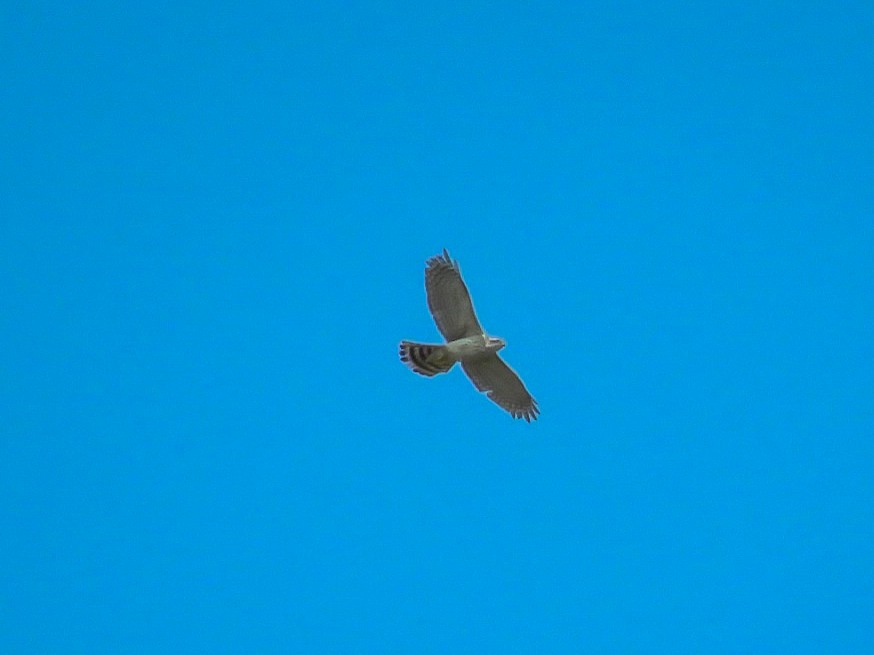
[485,335,506,352]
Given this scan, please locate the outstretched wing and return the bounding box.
[462,354,539,422]
[425,249,483,341]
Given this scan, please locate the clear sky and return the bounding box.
[2,2,873,653]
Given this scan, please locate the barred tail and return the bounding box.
[399,341,455,377]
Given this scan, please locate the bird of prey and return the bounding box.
[399,249,539,422]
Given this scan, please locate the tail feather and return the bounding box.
[399,341,454,376]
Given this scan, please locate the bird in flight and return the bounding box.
[399,249,539,422]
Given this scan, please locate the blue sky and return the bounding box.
[2,2,873,652]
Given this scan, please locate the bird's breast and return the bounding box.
[445,335,488,361]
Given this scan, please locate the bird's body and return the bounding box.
[446,333,500,358]
[400,333,498,375]
[399,250,539,422]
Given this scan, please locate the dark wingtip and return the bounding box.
[425,248,456,271]
[514,401,540,423]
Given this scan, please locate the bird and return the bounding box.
[399,249,539,422]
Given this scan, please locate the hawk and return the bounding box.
[399,249,539,422]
